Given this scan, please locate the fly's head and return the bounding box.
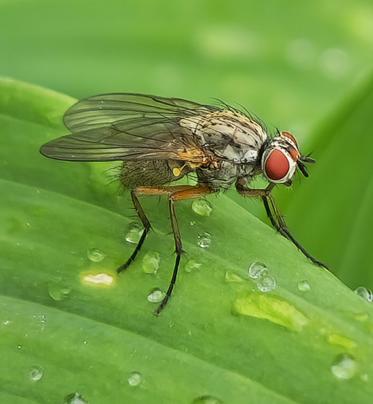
[261,131,315,186]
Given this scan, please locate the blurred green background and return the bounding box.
[1,0,373,285]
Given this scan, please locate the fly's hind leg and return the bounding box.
[117,190,151,274]
[134,184,213,315]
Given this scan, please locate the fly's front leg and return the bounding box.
[262,195,328,268]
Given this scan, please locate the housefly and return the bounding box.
[40,93,326,314]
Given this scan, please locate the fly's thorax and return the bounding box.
[179,110,268,165]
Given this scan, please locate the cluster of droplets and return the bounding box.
[197,232,212,249]
[248,262,276,292]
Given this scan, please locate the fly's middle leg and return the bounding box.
[117,190,151,274]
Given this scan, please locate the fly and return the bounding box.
[40,93,327,314]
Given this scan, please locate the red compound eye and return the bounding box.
[264,149,290,181]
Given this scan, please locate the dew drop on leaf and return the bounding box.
[125,222,144,244]
[297,280,311,292]
[192,395,222,404]
[256,275,277,293]
[48,280,71,301]
[248,262,268,279]
[142,251,160,274]
[354,286,373,302]
[87,247,106,263]
[127,371,142,387]
[29,366,43,382]
[197,232,211,248]
[192,199,213,216]
[184,259,202,273]
[331,354,358,380]
[147,288,165,303]
[64,392,88,404]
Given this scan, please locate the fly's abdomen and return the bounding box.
[120,160,186,189]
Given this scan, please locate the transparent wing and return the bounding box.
[40,93,218,162]
[63,93,215,131]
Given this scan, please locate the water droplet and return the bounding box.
[256,275,277,293]
[2,320,11,326]
[29,366,43,382]
[184,259,202,273]
[192,199,213,216]
[354,287,373,302]
[142,251,160,274]
[64,392,88,404]
[17,344,22,350]
[190,220,196,226]
[248,262,268,279]
[331,354,358,380]
[197,232,211,248]
[125,222,144,244]
[297,280,311,292]
[147,288,165,303]
[127,371,142,387]
[192,395,222,404]
[224,271,244,283]
[48,280,71,302]
[82,272,115,286]
[87,248,106,263]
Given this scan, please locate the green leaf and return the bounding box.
[281,74,373,290]
[1,78,373,403]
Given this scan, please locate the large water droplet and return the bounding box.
[64,392,88,404]
[354,286,373,302]
[48,280,71,301]
[197,232,211,249]
[184,259,202,273]
[29,366,43,382]
[256,275,277,293]
[147,288,165,303]
[142,251,160,274]
[87,248,106,263]
[125,222,144,244]
[331,354,358,380]
[297,280,311,292]
[248,262,268,279]
[192,395,222,404]
[192,199,213,216]
[128,371,142,387]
